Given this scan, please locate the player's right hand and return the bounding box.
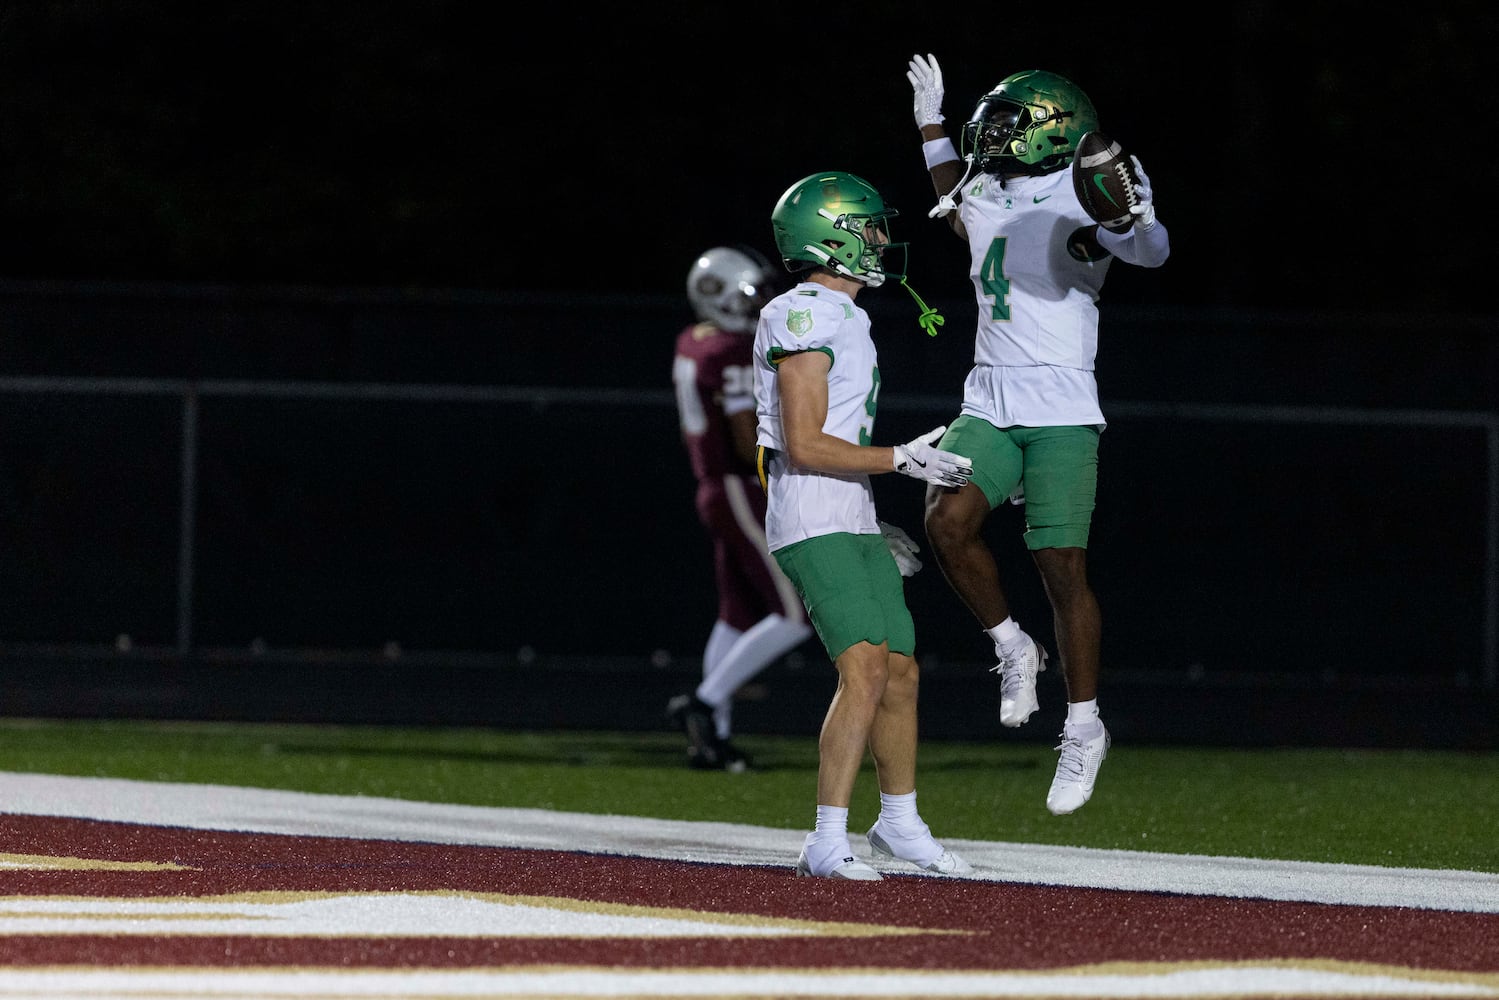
[907,53,945,128]
[893,424,972,489]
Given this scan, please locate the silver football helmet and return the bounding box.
[686,246,776,333]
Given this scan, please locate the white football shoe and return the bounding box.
[1046,723,1110,815]
[795,835,882,880]
[991,633,1047,727]
[867,823,972,876]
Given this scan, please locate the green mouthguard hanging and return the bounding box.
[900,277,945,337]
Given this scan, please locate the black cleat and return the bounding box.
[666,694,724,769]
[718,739,753,773]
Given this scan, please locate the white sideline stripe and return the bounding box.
[0,966,1496,999]
[2,771,1497,914]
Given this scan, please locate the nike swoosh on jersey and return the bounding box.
[1033,195,1051,203]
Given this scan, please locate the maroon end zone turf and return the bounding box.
[0,813,1495,977]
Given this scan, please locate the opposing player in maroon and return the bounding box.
[668,246,813,770]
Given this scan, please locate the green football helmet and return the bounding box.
[770,171,904,288]
[960,70,1099,176]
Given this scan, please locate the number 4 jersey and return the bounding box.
[957,168,1112,429]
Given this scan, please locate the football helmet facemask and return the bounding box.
[770,171,905,288]
[686,246,775,333]
[960,70,1099,176]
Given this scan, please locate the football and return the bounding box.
[1071,131,1139,233]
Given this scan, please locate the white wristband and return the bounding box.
[922,137,959,170]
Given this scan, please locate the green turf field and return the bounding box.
[1,717,1494,874]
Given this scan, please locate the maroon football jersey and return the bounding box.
[673,321,757,482]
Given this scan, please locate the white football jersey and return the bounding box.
[956,168,1112,428]
[753,282,882,552]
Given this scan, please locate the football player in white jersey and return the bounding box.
[754,170,974,880]
[904,56,1170,815]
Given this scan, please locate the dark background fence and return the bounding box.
[2,281,1496,748]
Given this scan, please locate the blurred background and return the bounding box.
[0,2,1494,747]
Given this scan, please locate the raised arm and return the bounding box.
[908,53,967,237]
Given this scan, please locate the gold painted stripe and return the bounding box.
[0,853,195,872]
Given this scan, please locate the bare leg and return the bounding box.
[923,482,1011,630]
[1031,547,1100,701]
[1035,546,1109,815]
[864,650,971,874]
[867,651,919,795]
[815,641,890,807]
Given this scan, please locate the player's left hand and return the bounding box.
[906,53,945,128]
[1129,155,1157,230]
[878,520,923,577]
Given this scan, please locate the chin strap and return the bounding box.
[900,277,944,337]
[929,156,978,218]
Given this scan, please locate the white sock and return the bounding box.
[878,790,917,825]
[1066,699,1102,735]
[985,618,1021,647]
[696,621,740,704]
[874,792,939,864]
[877,790,933,841]
[712,702,733,742]
[813,804,849,837]
[803,810,859,872]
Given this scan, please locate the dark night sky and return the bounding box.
[0,3,1493,672]
[0,2,1492,314]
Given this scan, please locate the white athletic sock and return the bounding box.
[815,803,851,851]
[697,621,740,698]
[986,618,1024,655]
[804,805,854,867]
[802,834,860,874]
[878,790,918,826]
[876,790,934,840]
[1066,699,1102,735]
[695,621,741,738]
[873,792,940,865]
[812,804,849,840]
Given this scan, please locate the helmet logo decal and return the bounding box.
[961,71,1098,177]
[787,309,813,337]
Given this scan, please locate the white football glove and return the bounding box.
[893,424,973,489]
[878,520,923,578]
[1128,154,1157,230]
[1006,482,1026,506]
[906,53,945,128]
